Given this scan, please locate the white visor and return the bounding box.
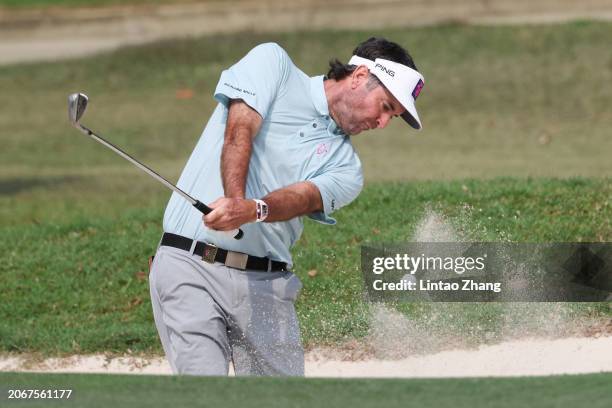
[348,55,424,130]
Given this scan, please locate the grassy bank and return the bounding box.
[1,179,609,354]
[2,372,611,408]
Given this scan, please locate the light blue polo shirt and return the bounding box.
[163,42,363,266]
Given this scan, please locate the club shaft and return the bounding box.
[77,124,197,206]
[74,122,244,240]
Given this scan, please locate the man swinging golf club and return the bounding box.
[149,37,425,376]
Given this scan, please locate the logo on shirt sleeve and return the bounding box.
[223,82,256,97]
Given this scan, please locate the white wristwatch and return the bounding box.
[253,199,269,222]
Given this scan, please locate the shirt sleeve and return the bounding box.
[214,42,290,120]
[306,152,364,225]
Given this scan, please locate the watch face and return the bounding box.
[255,199,269,222]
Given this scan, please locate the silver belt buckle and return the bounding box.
[225,251,249,270]
[202,244,218,264]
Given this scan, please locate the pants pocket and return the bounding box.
[279,272,303,302]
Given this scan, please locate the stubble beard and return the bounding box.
[330,99,361,136]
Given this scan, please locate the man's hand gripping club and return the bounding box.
[203,197,257,231]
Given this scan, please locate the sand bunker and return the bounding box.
[1,336,611,378]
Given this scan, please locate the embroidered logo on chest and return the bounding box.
[315,142,330,157]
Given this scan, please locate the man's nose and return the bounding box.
[377,114,392,129]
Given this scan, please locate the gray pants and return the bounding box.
[149,245,304,376]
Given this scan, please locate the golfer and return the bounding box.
[149,37,424,376]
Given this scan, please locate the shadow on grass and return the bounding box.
[0,175,82,195]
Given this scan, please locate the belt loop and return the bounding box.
[267,259,272,272]
[189,238,197,255]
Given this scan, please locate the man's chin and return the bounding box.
[337,122,362,136]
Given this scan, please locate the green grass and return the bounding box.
[0,23,610,355]
[1,179,610,354]
[1,23,611,186]
[1,372,611,408]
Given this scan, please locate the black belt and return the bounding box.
[160,232,289,272]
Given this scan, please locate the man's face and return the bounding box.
[335,67,406,135]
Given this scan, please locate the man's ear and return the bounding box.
[350,65,370,89]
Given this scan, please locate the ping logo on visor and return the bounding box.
[374,63,395,77]
[412,79,424,100]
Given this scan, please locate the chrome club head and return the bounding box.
[68,93,89,126]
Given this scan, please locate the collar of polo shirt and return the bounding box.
[348,55,424,130]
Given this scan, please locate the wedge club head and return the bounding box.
[68,93,89,126]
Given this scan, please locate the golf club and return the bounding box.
[67,92,243,240]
